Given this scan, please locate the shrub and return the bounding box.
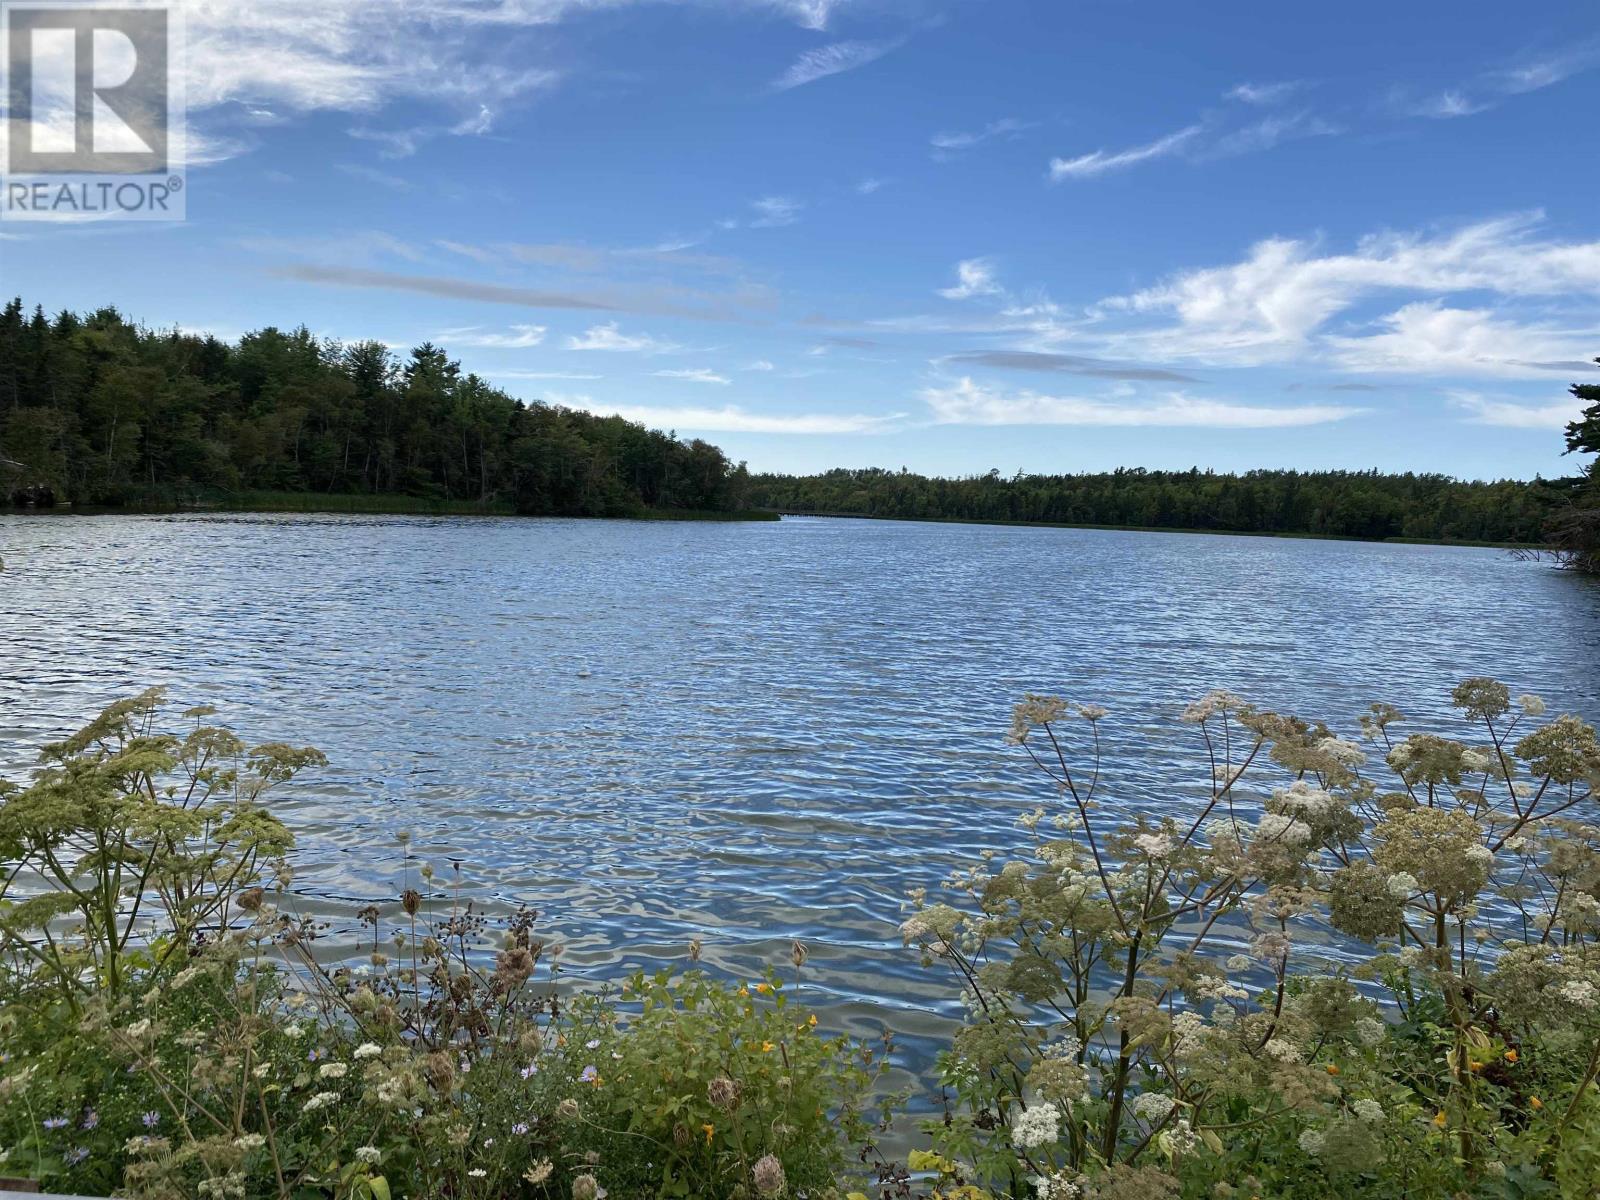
[0,691,889,1198]
[901,682,1599,1199]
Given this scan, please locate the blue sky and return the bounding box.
[2,0,1598,480]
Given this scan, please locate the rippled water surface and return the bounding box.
[3,512,1599,1081]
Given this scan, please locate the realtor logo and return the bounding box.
[1,2,185,220]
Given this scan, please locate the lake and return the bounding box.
[3,512,1599,1086]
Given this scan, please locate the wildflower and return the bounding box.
[755,981,774,994]
[752,1154,787,1197]
[1531,1096,1544,1110]
[1182,690,1244,724]
[1012,1102,1062,1149]
[1386,872,1419,900]
[1504,1049,1518,1063]
[1132,1092,1175,1124]
[584,1038,602,1050]
[1133,833,1175,859]
[1354,1017,1386,1047]
[761,1041,776,1053]
[525,1160,554,1185]
[302,1091,339,1113]
[467,1169,487,1179]
[1325,1064,1340,1076]
[1353,1099,1384,1122]
[521,1063,539,1080]
[1158,1119,1200,1157]
[572,1175,600,1200]
[807,1014,818,1027]
[1559,979,1598,1008]
[558,1098,580,1120]
[1519,694,1547,717]
[579,1064,599,1083]
[43,1116,69,1130]
[1297,1128,1326,1156]
[141,1111,161,1128]
[318,1062,347,1079]
[708,1076,742,1111]
[702,1123,715,1144]
[512,1122,530,1136]
[80,1111,99,1131]
[234,1134,267,1150]
[1263,1039,1302,1064]
[1256,813,1312,846]
[63,1147,89,1166]
[1464,844,1493,867]
[355,1147,382,1164]
[354,1042,382,1059]
[1432,1111,1448,1128]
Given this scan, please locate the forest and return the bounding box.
[749,465,1557,543]
[3,297,1597,554]
[0,300,751,516]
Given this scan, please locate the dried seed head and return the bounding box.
[790,940,808,968]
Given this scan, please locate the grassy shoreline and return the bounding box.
[771,508,1547,550]
[19,490,780,521]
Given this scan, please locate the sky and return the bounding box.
[1,0,1598,481]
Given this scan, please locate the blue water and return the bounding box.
[3,512,1598,1088]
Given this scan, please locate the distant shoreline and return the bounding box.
[4,496,1544,547]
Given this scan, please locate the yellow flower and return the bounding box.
[702,1124,715,1145]
[755,982,773,995]
[1325,1064,1340,1076]
[1531,1096,1544,1110]
[761,1041,776,1053]
[1504,1049,1518,1063]
[737,985,749,997]
[807,1014,817,1027]
[1432,1111,1448,1128]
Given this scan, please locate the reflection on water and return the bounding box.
[3,512,1599,1089]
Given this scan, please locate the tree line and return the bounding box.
[0,299,751,515]
[749,466,1554,544]
[1551,361,1599,570]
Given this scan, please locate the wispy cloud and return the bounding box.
[772,39,900,90]
[942,351,1199,383]
[1048,125,1204,180]
[549,398,902,434]
[856,177,886,195]
[654,367,732,384]
[923,378,1362,428]
[567,322,679,352]
[436,323,547,348]
[937,258,1003,300]
[1393,43,1600,120]
[1453,390,1593,429]
[1225,81,1305,105]
[750,196,803,227]
[335,163,414,191]
[489,369,604,380]
[930,117,1033,157]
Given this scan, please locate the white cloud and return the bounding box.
[491,369,603,380]
[1325,303,1598,378]
[1225,81,1304,105]
[930,117,1032,154]
[923,378,1362,428]
[335,162,414,191]
[1093,213,1600,371]
[772,39,900,90]
[750,196,803,227]
[567,321,679,352]
[551,398,901,433]
[438,323,547,348]
[1048,124,1203,180]
[856,177,885,194]
[938,258,1003,301]
[1453,391,1592,429]
[654,367,732,384]
[747,359,776,371]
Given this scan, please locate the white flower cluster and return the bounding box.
[1354,1017,1386,1047]
[1031,1172,1081,1199]
[354,1042,383,1059]
[1171,1010,1207,1058]
[1272,780,1337,818]
[1386,871,1419,899]
[1315,736,1367,768]
[1297,1128,1326,1156]
[1262,1038,1302,1063]
[1464,844,1494,867]
[302,1091,339,1113]
[1012,1102,1062,1150]
[1352,1099,1385,1122]
[1558,979,1597,1009]
[1131,1091,1175,1124]
[1182,689,1244,724]
[1256,813,1313,846]
[355,1146,382,1164]
[1132,833,1175,859]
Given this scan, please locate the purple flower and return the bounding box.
[43,1116,69,1130]
[511,1122,530,1136]
[579,1065,598,1083]
[584,1038,601,1050]
[142,1111,161,1128]
[520,1063,539,1080]
[64,1147,90,1166]
[81,1111,99,1131]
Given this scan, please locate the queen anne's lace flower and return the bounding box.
[1353,1099,1384,1122]
[1131,1091,1175,1123]
[1012,1102,1063,1149]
